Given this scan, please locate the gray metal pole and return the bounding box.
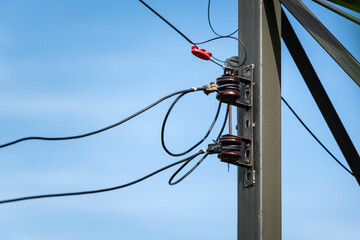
[237,0,281,239]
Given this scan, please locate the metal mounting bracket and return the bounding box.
[234,75,252,108]
[237,64,255,187]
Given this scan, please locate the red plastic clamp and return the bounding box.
[191,46,212,60]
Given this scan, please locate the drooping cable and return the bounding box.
[168,106,229,185]
[0,150,206,205]
[0,103,230,204]
[0,87,205,149]
[206,3,248,67]
[169,153,209,185]
[161,92,222,157]
[207,0,238,37]
[282,97,354,176]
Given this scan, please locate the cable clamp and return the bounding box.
[207,142,222,154]
[190,87,198,91]
[200,148,207,153]
[203,82,218,95]
[191,46,212,61]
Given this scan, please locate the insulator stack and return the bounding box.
[216,74,241,106]
[218,134,242,165]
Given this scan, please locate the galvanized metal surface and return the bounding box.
[237,0,281,239]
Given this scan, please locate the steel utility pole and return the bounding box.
[237,0,281,239]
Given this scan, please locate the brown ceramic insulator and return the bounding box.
[216,74,241,105]
[218,134,242,163]
[218,150,242,163]
[216,74,240,86]
[217,89,240,104]
[218,134,242,146]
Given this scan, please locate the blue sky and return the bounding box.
[0,0,359,239]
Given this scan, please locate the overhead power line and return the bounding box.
[0,150,206,205]
[0,84,231,205]
[0,94,231,205]
[0,103,230,205]
[139,0,195,45]
[0,87,206,149]
[282,97,354,176]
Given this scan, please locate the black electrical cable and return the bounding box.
[169,153,209,185]
[206,3,249,67]
[139,0,225,69]
[0,103,229,204]
[139,0,246,69]
[0,87,206,149]
[195,36,247,67]
[211,56,225,63]
[168,106,229,185]
[0,150,206,205]
[194,36,244,49]
[139,0,195,45]
[161,92,222,157]
[210,59,225,69]
[208,0,238,37]
[282,97,354,176]
[216,104,229,141]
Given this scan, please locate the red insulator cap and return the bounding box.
[191,46,212,60]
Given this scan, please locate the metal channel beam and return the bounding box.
[281,0,360,87]
[237,0,281,239]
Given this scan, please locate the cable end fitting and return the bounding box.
[207,142,222,154]
[200,148,207,153]
[203,82,218,95]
